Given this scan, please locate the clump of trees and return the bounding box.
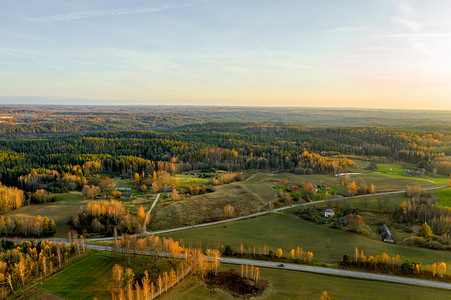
[0,183,24,213]
[431,262,447,278]
[339,175,376,196]
[223,204,235,219]
[396,186,451,249]
[72,200,145,236]
[18,169,59,191]
[0,239,86,298]
[81,185,101,199]
[211,172,245,185]
[342,247,408,273]
[235,243,314,263]
[31,189,54,204]
[108,234,224,299]
[109,261,191,300]
[0,215,56,237]
[294,151,355,175]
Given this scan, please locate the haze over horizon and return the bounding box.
[1,1,451,110]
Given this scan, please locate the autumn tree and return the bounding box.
[321,291,331,300]
[223,204,235,219]
[419,222,433,239]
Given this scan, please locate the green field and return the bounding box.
[162,213,451,265]
[377,163,408,174]
[38,252,178,300]
[161,264,451,300]
[172,174,210,187]
[433,187,451,207]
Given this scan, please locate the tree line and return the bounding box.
[0,238,87,298]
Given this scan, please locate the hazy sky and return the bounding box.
[1,0,451,109]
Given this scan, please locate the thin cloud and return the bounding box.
[251,37,274,57]
[392,17,422,32]
[393,0,416,16]
[382,33,451,37]
[327,26,368,34]
[26,2,194,22]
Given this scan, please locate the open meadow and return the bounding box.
[432,187,451,207]
[162,213,451,266]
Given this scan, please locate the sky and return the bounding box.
[0,0,451,109]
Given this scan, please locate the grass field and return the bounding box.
[172,174,210,187]
[161,264,451,300]
[5,203,80,237]
[38,252,178,300]
[432,187,451,207]
[161,213,451,265]
[151,182,262,230]
[342,193,408,212]
[377,163,407,174]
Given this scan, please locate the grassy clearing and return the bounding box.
[5,203,80,237]
[38,252,178,300]
[52,192,86,205]
[162,213,451,265]
[161,263,451,300]
[372,172,449,186]
[432,187,451,207]
[342,193,408,212]
[172,174,210,187]
[377,163,407,174]
[151,183,262,230]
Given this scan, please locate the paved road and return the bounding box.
[87,185,449,242]
[84,244,451,290]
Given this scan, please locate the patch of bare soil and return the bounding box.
[204,270,269,299]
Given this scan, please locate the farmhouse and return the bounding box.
[322,209,335,218]
[116,187,132,191]
[160,186,173,193]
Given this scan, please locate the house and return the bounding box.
[380,224,394,243]
[96,194,106,199]
[160,187,173,193]
[322,209,335,218]
[116,187,132,191]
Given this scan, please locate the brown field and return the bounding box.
[5,203,81,237]
[150,182,262,230]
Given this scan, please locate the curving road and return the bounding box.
[84,244,451,290]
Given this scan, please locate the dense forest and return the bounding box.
[0,106,449,192]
